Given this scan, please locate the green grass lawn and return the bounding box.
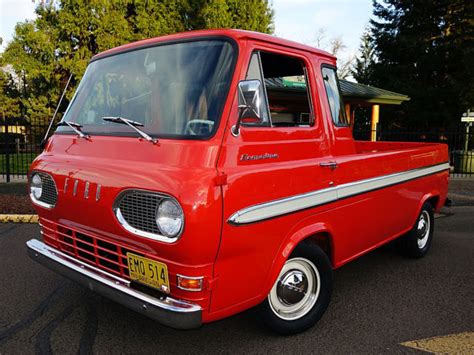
[0,153,38,175]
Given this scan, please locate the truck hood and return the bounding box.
[30,134,223,265]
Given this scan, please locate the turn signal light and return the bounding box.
[177,275,203,291]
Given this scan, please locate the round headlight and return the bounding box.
[156,199,184,237]
[30,174,43,199]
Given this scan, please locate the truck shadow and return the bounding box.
[83,242,438,353]
[2,226,457,354]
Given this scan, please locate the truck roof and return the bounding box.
[91,29,335,62]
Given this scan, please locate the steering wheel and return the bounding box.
[185,119,215,136]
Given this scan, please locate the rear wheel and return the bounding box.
[397,202,435,258]
[259,241,333,335]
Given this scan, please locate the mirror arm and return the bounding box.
[233,80,263,137]
[232,104,247,137]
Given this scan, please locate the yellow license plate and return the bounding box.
[127,252,170,293]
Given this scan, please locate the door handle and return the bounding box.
[320,161,338,169]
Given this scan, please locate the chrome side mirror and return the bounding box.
[232,80,264,136]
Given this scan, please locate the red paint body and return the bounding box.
[30,30,449,324]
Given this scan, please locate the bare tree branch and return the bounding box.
[329,36,347,57]
[337,55,355,79]
[313,28,354,79]
[314,28,326,48]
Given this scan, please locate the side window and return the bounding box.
[244,51,313,127]
[321,66,348,126]
[244,53,271,126]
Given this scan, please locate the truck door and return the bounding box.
[212,48,336,312]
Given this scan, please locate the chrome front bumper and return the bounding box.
[26,239,202,329]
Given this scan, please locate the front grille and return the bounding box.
[116,190,165,235]
[40,219,144,279]
[34,172,58,207]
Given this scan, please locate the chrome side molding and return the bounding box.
[228,162,449,225]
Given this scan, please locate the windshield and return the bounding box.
[59,39,235,139]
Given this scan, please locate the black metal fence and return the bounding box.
[1,121,473,181]
[354,124,474,178]
[1,121,49,182]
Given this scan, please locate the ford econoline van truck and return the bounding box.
[27,29,449,334]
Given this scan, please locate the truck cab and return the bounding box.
[27,30,449,334]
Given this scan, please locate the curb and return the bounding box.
[0,214,39,223]
[448,193,474,201]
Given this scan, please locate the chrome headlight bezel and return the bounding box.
[30,174,43,199]
[113,189,185,243]
[29,171,58,209]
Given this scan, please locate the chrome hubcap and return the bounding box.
[277,270,308,305]
[417,211,430,249]
[268,258,320,320]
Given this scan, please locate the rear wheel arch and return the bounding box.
[396,200,435,258]
[426,195,440,210]
[414,192,440,223]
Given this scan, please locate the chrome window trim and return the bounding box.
[228,162,449,225]
[29,171,58,209]
[113,189,184,243]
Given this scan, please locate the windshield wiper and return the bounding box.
[102,116,158,144]
[57,121,91,140]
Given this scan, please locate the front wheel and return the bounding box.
[396,201,435,258]
[259,241,333,335]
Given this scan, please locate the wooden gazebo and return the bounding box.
[340,80,410,141]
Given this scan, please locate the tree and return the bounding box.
[352,28,375,85]
[329,37,354,79]
[441,0,474,115]
[1,19,57,128]
[0,0,274,128]
[0,67,21,121]
[192,0,274,32]
[369,0,474,128]
[313,28,354,79]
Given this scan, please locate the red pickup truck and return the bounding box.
[27,29,449,334]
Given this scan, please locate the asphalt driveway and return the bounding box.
[0,206,473,354]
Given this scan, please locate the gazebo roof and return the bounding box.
[265,77,410,105]
[339,80,410,105]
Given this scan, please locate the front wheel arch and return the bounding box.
[258,240,333,334]
[262,225,335,302]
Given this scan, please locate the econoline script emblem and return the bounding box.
[240,153,279,161]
